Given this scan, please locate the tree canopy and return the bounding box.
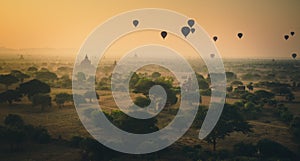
[0,74,19,90]
[18,79,51,99]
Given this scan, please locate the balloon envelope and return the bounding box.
[161,31,167,39]
[181,26,190,37]
[191,28,195,33]
[133,20,139,27]
[237,33,243,39]
[187,19,195,27]
[284,35,289,40]
[213,36,218,42]
[291,32,295,36]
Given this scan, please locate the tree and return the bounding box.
[241,73,261,81]
[87,76,95,84]
[58,75,72,89]
[254,90,275,103]
[55,93,73,108]
[39,67,49,72]
[196,104,252,151]
[84,91,99,103]
[77,72,86,82]
[134,78,178,106]
[4,114,24,128]
[285,93,295,102]
[271,87,292,96]
[0,90,22,104]
[27,66,38,72]
[129,72,140,89]
[1,114,26,151]
[198,79,209,90]
[0,74,19,90]
[257,139,294,158]
[233,142,256,156]
[290,117,300,142]
[246,82,254,91]
[109,110,158,134]
[10,70,30,83]
[231,80,243,86]
[226,86,233,93]
[134,96,151,108]
[151,72,161,79]
[225,72,237,80]
[18,79,50,99]
[1,126,26,152]
[35,71,58,82]
[133,78,155,94]
[73,94,86,106]
[31,94,52,111]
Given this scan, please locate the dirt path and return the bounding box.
[248,120,288,129]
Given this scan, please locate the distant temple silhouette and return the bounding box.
[76,54,95,74]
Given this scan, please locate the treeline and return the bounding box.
[0,114,51,152]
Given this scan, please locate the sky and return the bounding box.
[1,0,300,58]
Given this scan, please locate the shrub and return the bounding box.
[234,142,257,156]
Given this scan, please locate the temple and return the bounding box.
[76,54,95,74]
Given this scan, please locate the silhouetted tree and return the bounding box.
[134,96,151,108]
[246,82,254,91]
[0,74,19,90]
[18,79,50,99]
[231,80,243,86]
[4,114,24,128]
[10,70,30,83]
[0,90,22,104]
[109,110,158,134]
[257,139,294,158]
[77,72,86,82]
[31,94,52,111]
[54,93,73,108]
[73,94,86,106]
[195,104,252,151]
[35,71,57,82]
[27,66,38,72]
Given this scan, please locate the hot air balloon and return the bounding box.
[191,28,195,33]
[237,33,243,39]
[210,53,215,58]
[213,36,218,42]
[181,26,190,38]
[187,19,195,27]
[284,35,289,40]
[291,32,295,36]
[292,53,297,59]
[133,20,139,27]
[161,31,167,39]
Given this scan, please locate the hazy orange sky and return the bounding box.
[1,0,300,58]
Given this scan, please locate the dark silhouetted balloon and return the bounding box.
[284,35,289,40]
[213,36,218,42]
[161,31,167,39]
[210,53,215,58]
[187,19,195,27]
[291,32,295,36]
[292,53,297,59]
[181,26,190,37]
[237,33,243,39]
[133,20,139,27]
[191,28,195,33]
